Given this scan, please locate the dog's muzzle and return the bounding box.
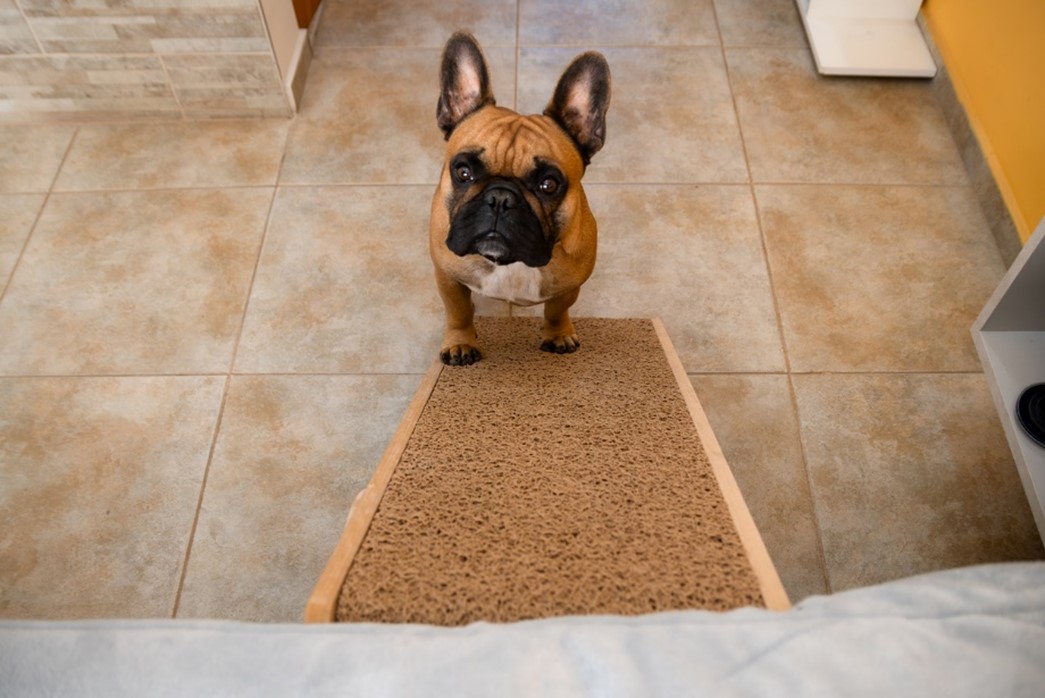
[446,179,553,267]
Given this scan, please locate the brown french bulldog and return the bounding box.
[430,31,611,365]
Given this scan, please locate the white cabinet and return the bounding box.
[974,218,1045,542]
[795,0,937,77]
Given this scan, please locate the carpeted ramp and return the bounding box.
[307,318,789,624]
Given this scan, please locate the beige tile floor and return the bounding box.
[0,0,1041,622]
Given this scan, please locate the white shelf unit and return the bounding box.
[973,218,1045,543]
[795,0,937,78]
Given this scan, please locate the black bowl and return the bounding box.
[1016,383,1045,448]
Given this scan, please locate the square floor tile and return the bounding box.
[280,47,516,186]
[519,47,747,183]
[54,121,290,191]
[0,376,223,619]
[0,125,75,193]
[519,0,718,46]
[793,373,1044,592]
[315,0,516,48]
[690,373,827,601]
[0,194,43,286]
[713,0,806,47]
[566,184,785,373]
[0,189,271,375]
[176,374,419,622]
[727,48,967,185]
[236,186,443,374]
[757,184,1006,372]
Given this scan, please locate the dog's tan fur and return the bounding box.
[430,33,610,365]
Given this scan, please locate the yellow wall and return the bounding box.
[923,0,1045,243]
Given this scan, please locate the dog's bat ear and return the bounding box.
[545,52,611,165]
[437,31,496,139]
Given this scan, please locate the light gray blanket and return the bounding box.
[2,562,1044,697]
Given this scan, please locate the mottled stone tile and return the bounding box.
[0,0,38,54]
[0,194,43,285]
[55,119,289,190]
[316,0,516,48]
[0,54,180,122]
[518,47,747,183]
[176,374,419,622]
[0,375,224,619]
[281,47,515,185]
[713,0,806,47]
[20,0,260,16]
[236,186,444,374]
[727,47,968,185]
[0,124,75,192]
[566,184,784,373]
[757,184,1005,372]
[690,373,827,601]
[21,0,267,54]
[519,0,718,46]
[792,373,1044,592]
[163,53,290,119]
[0,189,271,375]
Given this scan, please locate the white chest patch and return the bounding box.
[466,262,549,306]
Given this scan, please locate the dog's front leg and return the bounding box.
[540,287,581,354]
[435,266,481,365]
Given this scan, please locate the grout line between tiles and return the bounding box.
[587,181,976,190]
[309,42,825,53]
[35,181,983,196]
[228,145,292,383]
[514,0,521,111]
[0,373,230,380]
[0,115,286,129]
[509,42,725,50]
[0,127,79,305]
[156,55,187,120]
[745,180,979,190]
[0,369,991,381]
[783,369,991,376]
[787,371,834,595]
[266,181,440,189]
[171,125,291,617]
[685,370,995,378]
[47,184,285,196]
[14,0,45,55]
[170,373,232,618]
[226,371,431,378]
[781,406,835,590]
[0,195,43,304]
[0,50,294,60]
[711,0,832,596]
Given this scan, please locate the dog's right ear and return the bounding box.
[437,31,496,139]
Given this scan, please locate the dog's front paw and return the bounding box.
[440,344,482,366]
[539,335,580,354]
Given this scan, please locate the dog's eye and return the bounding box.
[538,176,559,195]
[454,164,473,183]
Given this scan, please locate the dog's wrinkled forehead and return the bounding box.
[449,108,584,178]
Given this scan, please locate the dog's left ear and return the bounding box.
[437,31,496,138]
[545,52,611,165]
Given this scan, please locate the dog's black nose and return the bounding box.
[484,186,517,211]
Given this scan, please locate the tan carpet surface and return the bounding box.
[335,318,765,624]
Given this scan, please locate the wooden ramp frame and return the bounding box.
[306,318,790,622]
